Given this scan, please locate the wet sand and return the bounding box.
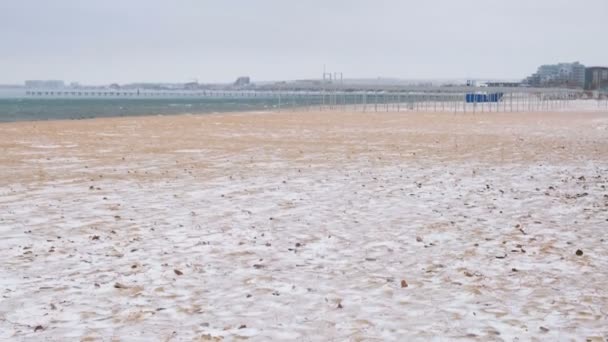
[1,110,607,340]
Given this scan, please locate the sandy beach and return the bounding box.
[1,110,607,341]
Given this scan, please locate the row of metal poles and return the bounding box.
[276,91,607,112]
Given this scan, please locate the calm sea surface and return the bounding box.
[0,98,286,122]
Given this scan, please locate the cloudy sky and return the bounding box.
[1,0,606,84]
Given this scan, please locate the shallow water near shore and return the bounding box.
[0,98,282,122]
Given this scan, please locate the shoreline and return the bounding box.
[1,97,607,124]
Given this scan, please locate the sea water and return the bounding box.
[0,98,286,122]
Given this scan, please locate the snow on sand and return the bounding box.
[0,111,607,341]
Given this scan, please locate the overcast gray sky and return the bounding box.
[1,0,606,84]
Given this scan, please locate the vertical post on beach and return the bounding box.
[375,92,378,112]
[361,92,364,112]
[363,93,366,112]
[543,93,546,111]
[473,93,476,114]
[397,93,401,112]
[448,94,451,113]
[459,93,462,113]
[501,90,504,113]
[334,86,338,111]
[422,94,425,111]
[519,92,522,112]
[462,92,465,113]
[385,93,388,112]
[321,86,325,111]
[333,87,337,111]
[383,93,386,112]
[391,95,398,112]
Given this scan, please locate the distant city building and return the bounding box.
[234,76,251,87]
[25,80,65,89]
[485,82,522,87]
[584,67,608,90]
[184,82,199,90]
[524,62,586,88]
[466,80,488,87]
[109,83,121,90]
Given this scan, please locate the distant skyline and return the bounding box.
[1,0,607,84]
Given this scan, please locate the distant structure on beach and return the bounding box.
[184,81,199,90]
[466,80,488,87]
[234,76,251,87]
[25,80,65,89]
[485,82,522,88]
[523,62,586,88]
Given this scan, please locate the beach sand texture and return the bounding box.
[1,110,608,341]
